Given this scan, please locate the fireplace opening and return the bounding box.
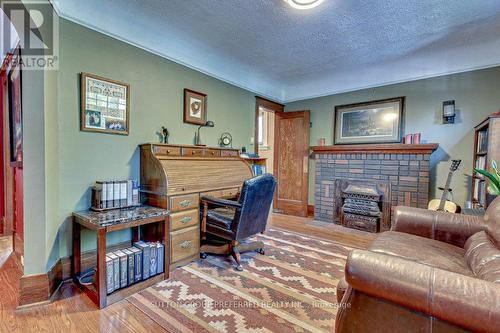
[334,179,391,232]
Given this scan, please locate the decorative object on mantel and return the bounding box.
[319,138,326,146]
[334,97,405,144]
[219,132,233,148]
[183,88,207,125]
[80,73,130,135]
[404,134,413,144]
[92,180,140,211]
[161,126,169,144]
[442,100,456,124]
[413,133,421,144]
[194,120,215,146]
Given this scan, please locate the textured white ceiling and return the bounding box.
[52,0,500,102]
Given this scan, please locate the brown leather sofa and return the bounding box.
[336,196,500,333]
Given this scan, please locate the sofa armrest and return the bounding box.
[391,206,484,247]
[345,250,500,333]
[200,195,241,209]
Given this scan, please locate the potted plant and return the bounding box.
[475,160,500,196]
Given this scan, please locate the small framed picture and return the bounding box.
[183,88,207,125]
[334,97,405,144]
[80,73,130,135]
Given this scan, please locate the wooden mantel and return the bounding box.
[310,143,439,154]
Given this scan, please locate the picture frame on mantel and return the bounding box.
[183,88,207,125]
[334,97,405,145]
[80,72,130,135]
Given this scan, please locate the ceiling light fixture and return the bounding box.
[285,0,324,10]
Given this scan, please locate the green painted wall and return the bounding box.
[46,19,256,270]
[286,66,500,206]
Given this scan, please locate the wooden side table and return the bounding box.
[72,206,169,309]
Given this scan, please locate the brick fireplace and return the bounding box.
[311,144,439,232]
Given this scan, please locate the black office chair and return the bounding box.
[199,174,277,270]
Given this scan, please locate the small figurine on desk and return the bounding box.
[161,126,169,144]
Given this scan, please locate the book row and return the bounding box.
[105,241,164,294]
[92,180,139,210]
[476,130,489,154]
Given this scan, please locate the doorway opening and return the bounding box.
[254,97,284,175]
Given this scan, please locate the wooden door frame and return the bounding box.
[254,96,284,156]
[0,54,12,236]
[273,110,310,216]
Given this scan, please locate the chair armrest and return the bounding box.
[200,195,241,209]
[391,206,484,247]
[345,250,500,333]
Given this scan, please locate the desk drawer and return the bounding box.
[182,147,205,157]
[206,149,221,157]
[221,149,238,157]
[153,146,181,156]
[171,209,199,231]
[171,226,199,263]
[170,193,199,212]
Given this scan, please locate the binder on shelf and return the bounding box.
[127,180,133,206]
[150,243,157,276]
[107,252,120,291]
[113,181,120,207]
[128,247,143,282]
[156,243,164,274]
[120,181,127,207]
[106,181,114,209]
[115,250,128,288]
[134,241,150,279]
[105,255,114,294]
[122,248,135,285]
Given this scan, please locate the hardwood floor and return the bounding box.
[0,214,373,333]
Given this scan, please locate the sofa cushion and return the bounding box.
[465,231,500,283]
[368,231,472,276]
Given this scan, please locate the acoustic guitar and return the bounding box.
[428,160,461,213]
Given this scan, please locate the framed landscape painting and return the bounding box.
[183,88,207,125]
[80,73,130,135]
[334,97,405,144]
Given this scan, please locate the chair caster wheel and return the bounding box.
[235,265,243,271]
[257,248,265,255]
[200,252,207,259]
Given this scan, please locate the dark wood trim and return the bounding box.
[310,143,439,154]
[13,232,23,255]
[254,97,284,155]
[18,273,50,307]
[307,205,314,217]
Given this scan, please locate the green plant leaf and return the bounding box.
[474,168,500,191]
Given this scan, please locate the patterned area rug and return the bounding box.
[128,228,357,333]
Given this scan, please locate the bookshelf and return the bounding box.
[242,157,268,176]
[472,112,500,208]
[72,206,169,308]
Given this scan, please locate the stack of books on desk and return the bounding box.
[92,180,140,210]
[105,241,164,294]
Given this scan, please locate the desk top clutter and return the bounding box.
[73,205,168,228]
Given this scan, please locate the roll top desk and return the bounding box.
[140,144,253,270]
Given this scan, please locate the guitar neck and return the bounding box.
[438,171,454,211]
